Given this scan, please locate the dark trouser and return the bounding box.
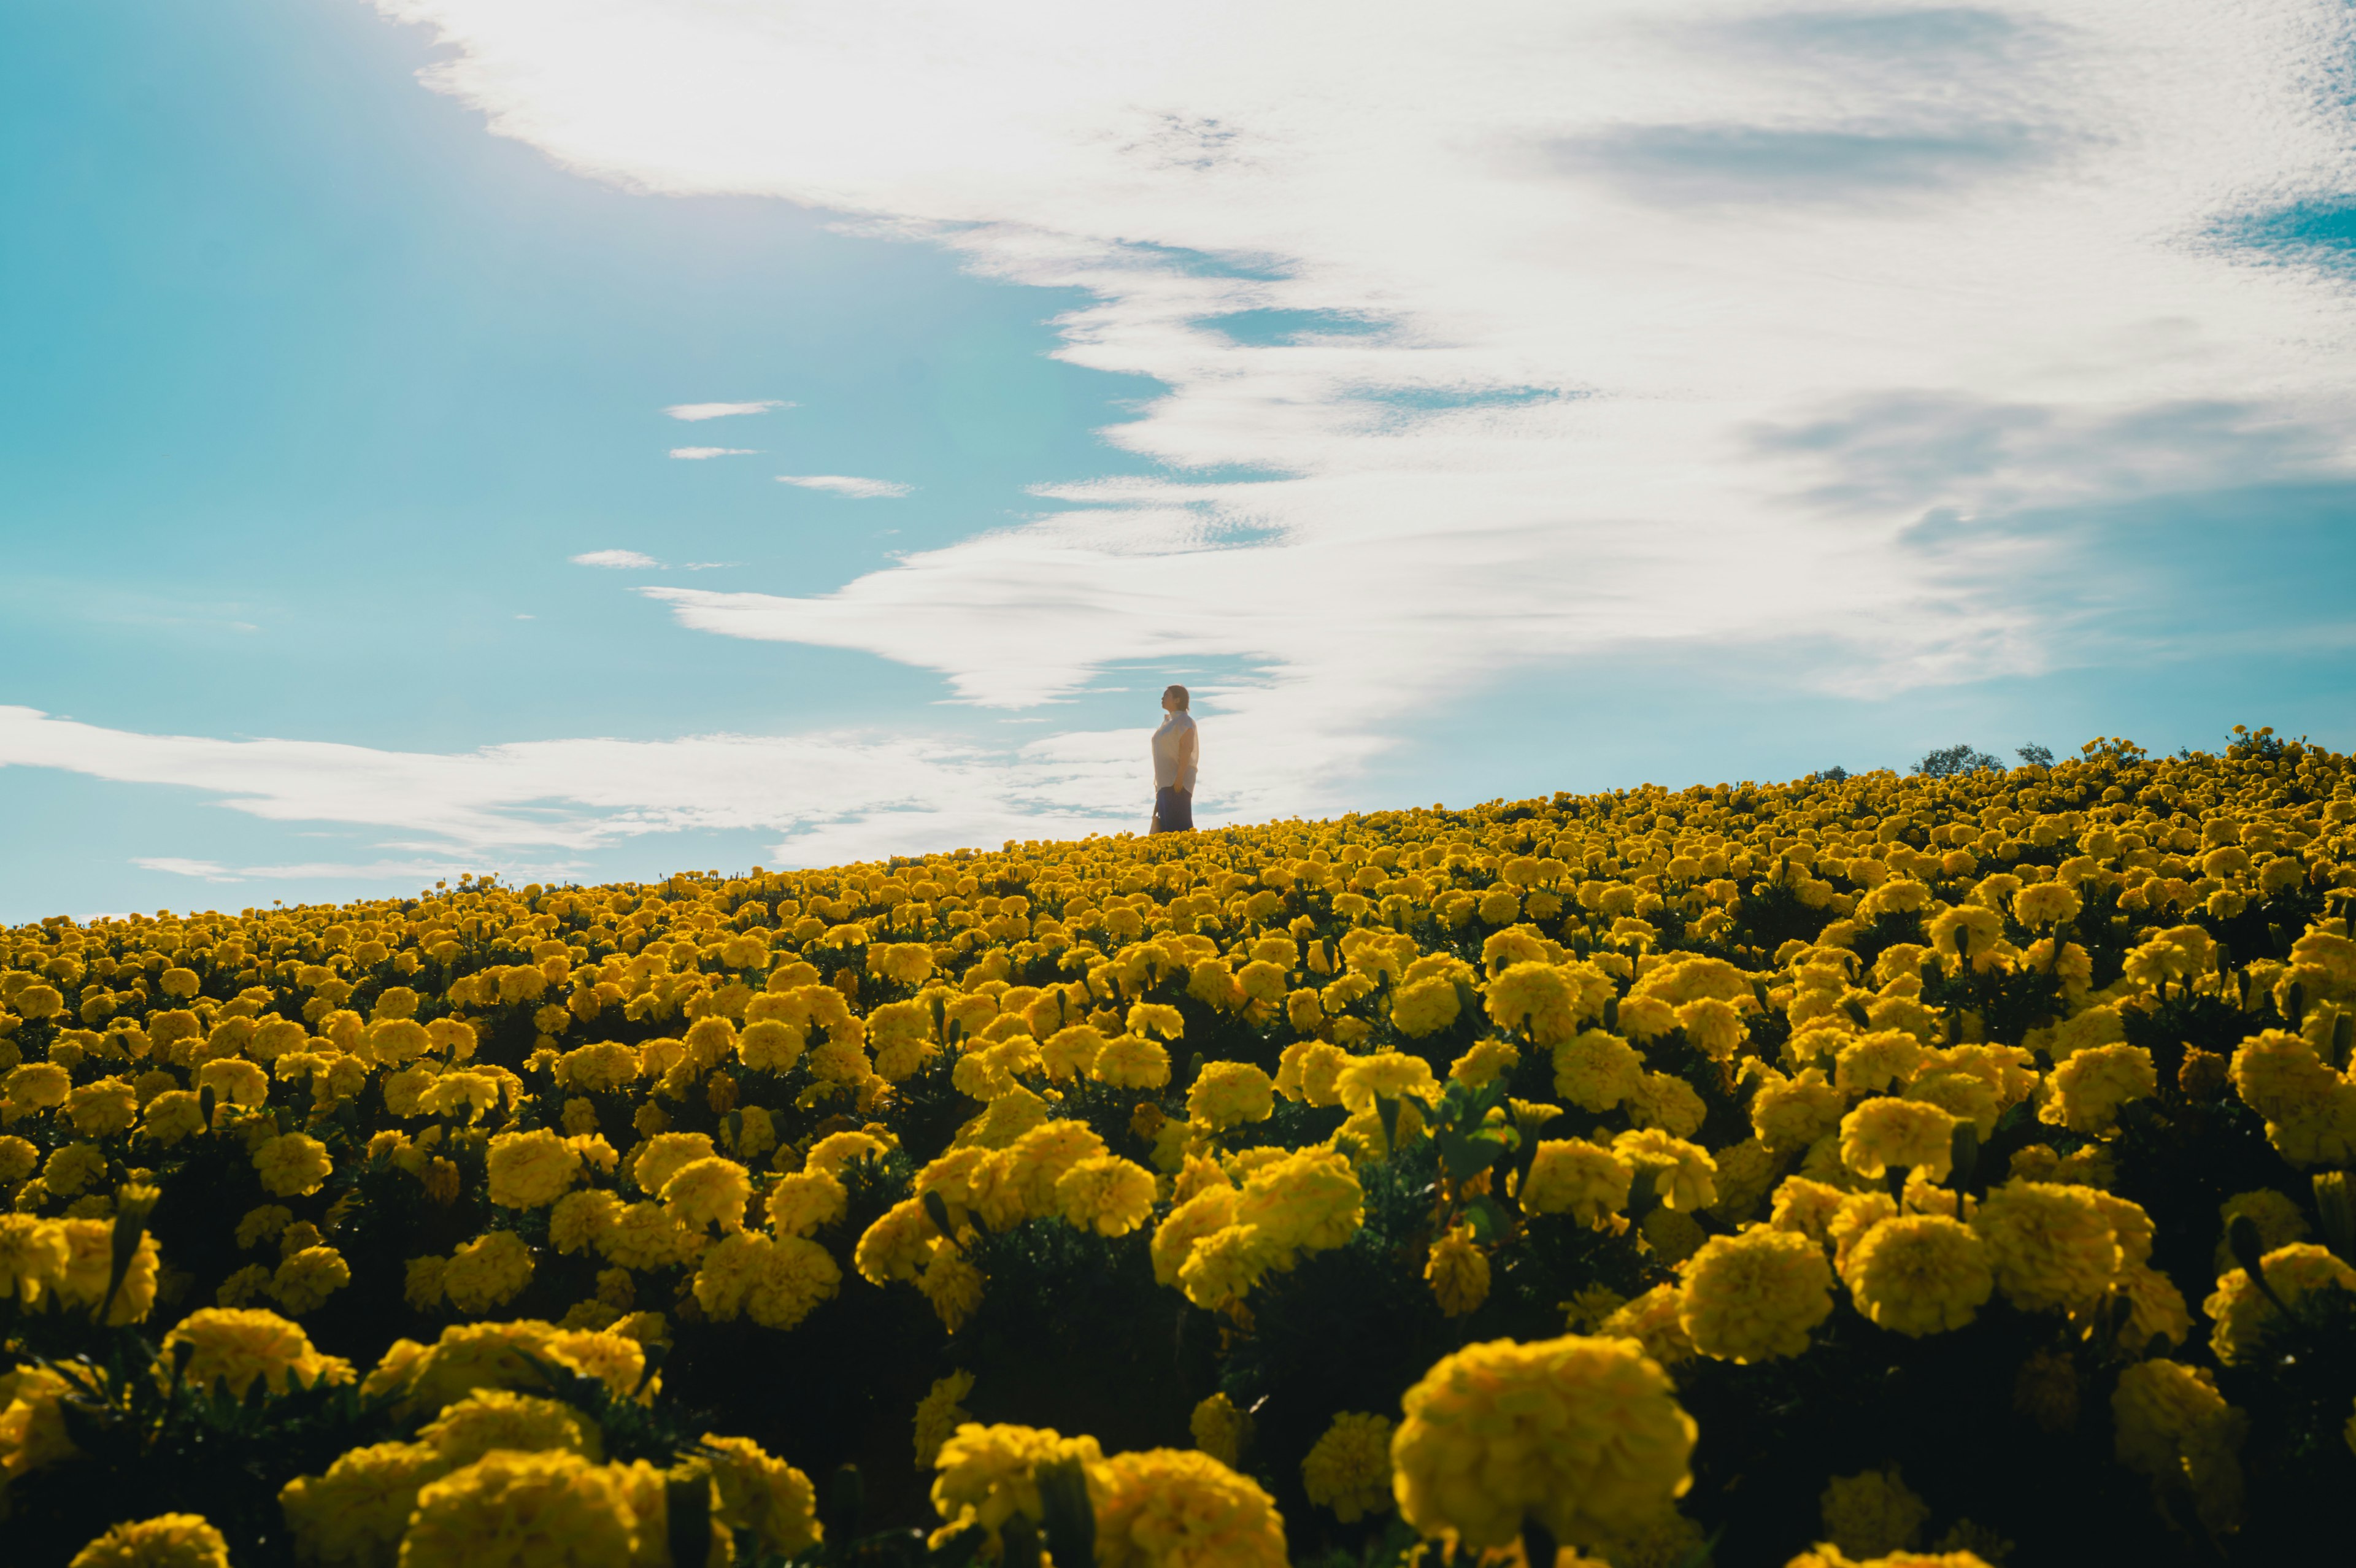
[1152,786,1194,833]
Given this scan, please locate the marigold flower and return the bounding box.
[661,1155,754,1233]
[443,1230,535,1315]
[67,1514,232,1568]
[279,1441,450,1568]
[1333,1050,1441,1113]
[930,1423,1106,1548]
[1300,1410,1393,1523]
[1838,1097,1958,1182]
[2040,1043,2156,1134]
[1426,1225,1491,1316]
[485,1128,581,1209]
[2204,1241,2356,1364]
[1188,1061,1275,1131]
[1092,1034,1172,1090]
[160,1308,351,1399]
[1677,1226,1832,1361]
[1973,1179,2122,1312]
[1392,1334,1695,1550]
[402,1449,637,1568]
[1818,1464,1928,1557]
[1553,1029,1642,1112]
[1521,1139,1633,1229]
[269,1246,352,1316]
[1055,1155,1157,1236]
[1612,1128,1717,1211]
[1840,1214,1992,1336]
[1096,1448,1287,1568]
[914,1371,976,1469]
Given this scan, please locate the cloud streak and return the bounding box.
[669,447,757,459]
[663,399,789,420]
[775,474,913,499]
[571,549,661,569]
[1,705,1186,869]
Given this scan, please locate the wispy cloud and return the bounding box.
[133,854,495,883]
[664,400,790,421]
[669,447,758,459]
[2,705,1180,865]
[133,857,237,880]
[570,549,662,569]
[356,1,2356,826]
[776,474,914,499]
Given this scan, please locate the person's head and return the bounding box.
[1162,685,1189,713]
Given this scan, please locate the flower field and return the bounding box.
[4,729,2355,1568]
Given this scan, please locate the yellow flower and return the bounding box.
[1091,1034,1172,1090]
[1232,1145,1364,1256]
[1750,1068,1846,1153]
[1299,1410,1393,1523]
[1391,976,1463,1037]
[2204,1241,2356,1364]
[0,1214,69,1306]
[1392,1334,1696,1550]
[442,1231,536,1315]
[1177,1223,1277,1311]
[279,1441,450,1568]
[401,1449,637,1568]
[1426,1225,1491,1316]
[1187,1061,1276,1132]
[160,1308,351,1399]
[1612,1129,1717,1211]
[549,1189,623,1255]
[1971,1180,2121,1312]
[914,1371,976,1469]
[2040,1043,2156,1134]
[1096,1448,1287,1568]
[485,1128,581,1209]
[269,1246,353,1316]
[6,1061,72,1109]
[930,1422,1106,1547]
[661,1155,754,1232]
[1190,1391,1252,1467]
[1676,1226,1833,1362]
[766,1169,849,1237]
[1054,1155,1157,1237]
[67,1513,232,1568]
[631,1131,718,1196]
[1839,1214,1992,1336]
[422,1387,602,1466]
[1819,1464,1928,1557]
[2112,1359,2237,1480]
[250,1132,333,1197]
[360,1320,650,1416]
[695,1432,822,1558]
[1837,1098,1958,1182]
[1520,1139,1633,1229]
[2012,880,2082,928]
[1553,1030,1642,1113]
[1150,1187,1238,1288]
[1333,1050,1441,1113]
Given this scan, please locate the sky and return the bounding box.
[3,0,2354,921]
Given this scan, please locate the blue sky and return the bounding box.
[3,0,2354,920]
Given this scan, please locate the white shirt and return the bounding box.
[1152,710,1199,793]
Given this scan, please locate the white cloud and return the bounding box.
[664,400,790,421]
[570,549,662,569]
[350,2,2356,830]
[776,474,914,499]
[133,857,237,880]
[133,855,499,883]
[669,446,758,459]
[1,705,1188,866]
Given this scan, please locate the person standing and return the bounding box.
[1150,685,1198,834]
